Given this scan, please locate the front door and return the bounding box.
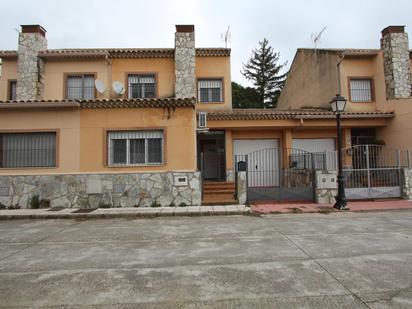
[202,141,220,179]
[198,131,226,181]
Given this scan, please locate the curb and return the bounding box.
[0,209,252,220]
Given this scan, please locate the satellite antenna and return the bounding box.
[311,26,327,54]
[221,26,231,48]
[94,79,106,94]
[112,81,125,96]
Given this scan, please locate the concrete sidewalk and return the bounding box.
[0,205,249,220]
[2,212,412,307]
[252,199,412,214]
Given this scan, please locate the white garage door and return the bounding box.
[292,138,336,170]
[233,139,279,187]
[234,139,279,155]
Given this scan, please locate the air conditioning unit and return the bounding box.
[198,112,207,128]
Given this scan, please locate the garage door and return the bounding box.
[234,139,279,187]
[292,138,336,170]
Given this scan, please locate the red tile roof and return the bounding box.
[206,109,394,120]
[0,97,196,109]
[0,48,230,59]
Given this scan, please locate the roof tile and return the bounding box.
[0,97,196,109]
[206,109,394,120]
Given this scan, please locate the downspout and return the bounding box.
[105,54,112,99]
[336,53,345,95]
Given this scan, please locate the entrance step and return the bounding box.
[202,181,237,205]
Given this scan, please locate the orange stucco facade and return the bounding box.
[278,47,412,149]
[0,24,400,180]
[79,108,196,172]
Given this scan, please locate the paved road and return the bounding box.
[1,211,412,308]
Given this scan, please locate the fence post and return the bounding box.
[366,145,371,197]
[408,149,411,168]
[396,149,401,168]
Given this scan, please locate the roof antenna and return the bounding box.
[311,26,327,58]
[221,26,231,48]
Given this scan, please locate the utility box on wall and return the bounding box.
[174,175,188,187]
[316,171,337,189]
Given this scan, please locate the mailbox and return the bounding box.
[237,161,247,171]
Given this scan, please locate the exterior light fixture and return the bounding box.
[330,94,348,210]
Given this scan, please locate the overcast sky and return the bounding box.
[1,0,412,85]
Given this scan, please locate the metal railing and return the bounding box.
[351,136,377,145]
[339,145,408,189]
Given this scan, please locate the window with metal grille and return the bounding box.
[108,131,163,166]
[128,74,156,99]
[8,80,17,100]
[349,79,373,102]
[66,74,95,100]
[198,79,223,102]
[0,132,56,168]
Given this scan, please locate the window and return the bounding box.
[8,80,17,100]
[349,78,373,102]
[108,130,164,166]
[198,79,223,102]
[66,74,95,100]
[128,74,156,99]
[0,132,56,168]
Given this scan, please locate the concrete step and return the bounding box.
[203,188,235,194]
[202,199,238,206]
[203,182,235,189]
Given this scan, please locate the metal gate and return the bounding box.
[235,148,326,202]
[341,145,408,200]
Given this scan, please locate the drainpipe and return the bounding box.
[105,54,112,98]
[336,53,345,95]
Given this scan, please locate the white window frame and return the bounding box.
[127,74,156,99]
[107,130,164,166]
[197,79,223,103]
[66,74,95,100]
[349,78,373,102]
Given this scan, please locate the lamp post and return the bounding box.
[330,94,348,210]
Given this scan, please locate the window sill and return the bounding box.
[349,101,375,103]
[0,166,58,170]
[198,101,225,104]
[106,163,165,168]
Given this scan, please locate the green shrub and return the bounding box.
[29,194,41,209]
[169,202,176,207]
[98,202,112,208]
[7,204,21,210]
[178,202,187,207]
[150,200,161,208]
[0,202,6,210]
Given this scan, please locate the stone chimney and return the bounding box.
[16,25,47,101]
[174,25,196,98]
[380,25,411,99]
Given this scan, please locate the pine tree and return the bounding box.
[241,39,287,108]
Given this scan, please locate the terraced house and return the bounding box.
[0,24,407,208]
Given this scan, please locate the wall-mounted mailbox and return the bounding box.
[174,175,188,186]
[237,161,247,171]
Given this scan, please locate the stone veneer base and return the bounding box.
[0,172,201,209]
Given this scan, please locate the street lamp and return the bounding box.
[330,94,349,210]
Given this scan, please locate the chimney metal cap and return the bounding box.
[21,25,47,37]
[381,25,405,37]
[176,25,195,33]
